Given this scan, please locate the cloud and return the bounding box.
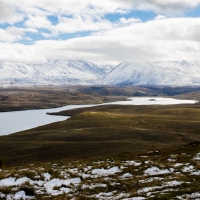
[30,16,200,63]
[52,15,114,33]
[0,28,23,42]
[0,42,46,62]
[23,11,140,35]
[6,26,24,36]
[0,26,38,42]
[1,17,200,64]
[24,15,52,29]
[2,0,200,26]
[113,0,200,14]
[0,1,200,64]
[20,27,38,33]
[0,0,24,24]
[155,15,167,20]
[13,0,200,15]
[118,17,142,25]
[12,0,130,16]
[1,0,200,41]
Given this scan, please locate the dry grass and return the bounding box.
[1,103,200,166]
[0,86,162,112]
[1,87,200,198]
[1,145,200,199]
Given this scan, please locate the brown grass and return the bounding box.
[1,102,200,166]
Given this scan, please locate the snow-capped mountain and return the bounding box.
[105,61,200,86]
[0,60,106,86]
[1,60,200,86]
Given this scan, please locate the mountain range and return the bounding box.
[1,60,200,86]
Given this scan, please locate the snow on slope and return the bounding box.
[105,61,200,86]
[0,60,106,86]
[0,60,200,86]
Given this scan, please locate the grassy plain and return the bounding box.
[1,102,200,166]
[1,86,200,166]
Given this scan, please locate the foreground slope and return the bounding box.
[1,144,200,199]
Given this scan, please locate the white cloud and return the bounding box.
[0,26,38,42]
[1,17,200,64]
[155,15,167,20]
[23,12,140,35]
[1,1,200,64]
[29,16,200,63]
[20,27,38,33]
[24,15,52,29]
[12,0,130,16]
[0,0,24,24]
[53,15,114,33]
[114,0,200,14]
[119,17,141,25]
[0,42,46,62]
[25,37,32,41]
[0,28,23,42]
[1,0,200,42]
[10,0,200,17]
[41,32,58,38]
[2,0,200,26]
[6,26,24,36]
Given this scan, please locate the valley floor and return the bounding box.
[1,86,200,199]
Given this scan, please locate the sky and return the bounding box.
[1,0,200,65]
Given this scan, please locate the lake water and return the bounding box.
[0,97,197,136]
[106,97,197,105]
[0,105,95,136]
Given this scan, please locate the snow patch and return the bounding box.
[0,177,29,187]
[92,166,121,176]
[43,172,51,181]
[144,167,173,175]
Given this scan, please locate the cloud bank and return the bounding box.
[0,0,200,64]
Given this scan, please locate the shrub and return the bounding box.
[20,185,35,196]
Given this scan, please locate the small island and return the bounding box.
[148,98,156,101]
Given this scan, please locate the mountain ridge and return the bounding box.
[0,60,200,87]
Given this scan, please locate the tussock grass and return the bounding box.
[0,145,200,199]
[19,184,35,196]
[2,103,200,166]
[0,186,14,195]
[1,87,200,198]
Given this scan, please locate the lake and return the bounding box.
[0,97,197,136]
[106,97,197,105]
[0,105,95,136]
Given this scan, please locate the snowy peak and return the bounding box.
[106,61,200,86]
[0,60,106,86]
[0,60,200,86]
